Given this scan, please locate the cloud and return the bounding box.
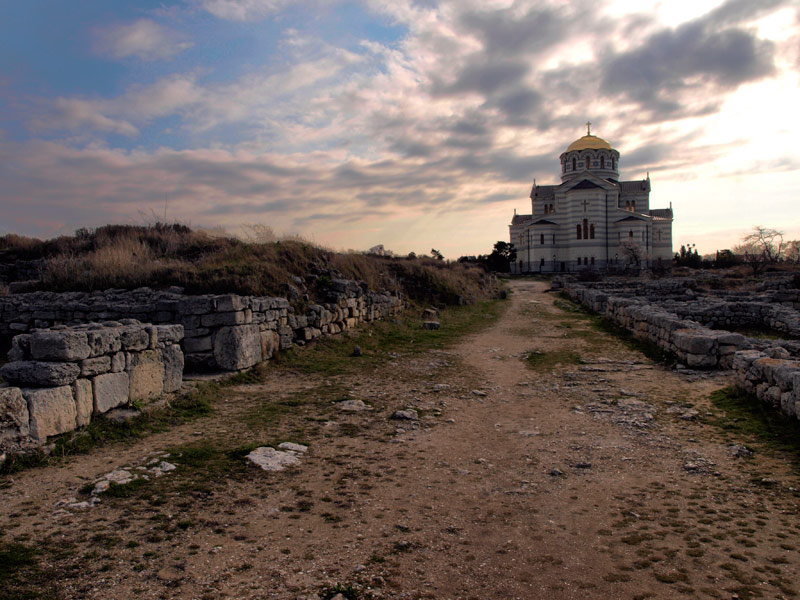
[95,19,193,61]
[194,0,297,21]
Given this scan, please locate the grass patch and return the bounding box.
[525,349,582,371]
[0,383,214,476]
[101,478,151,498]
[556,294,676,364]
[273,299,505,377]
[708,386,800,469]
[0,541,58,600]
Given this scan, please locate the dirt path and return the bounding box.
[3,279,800,600]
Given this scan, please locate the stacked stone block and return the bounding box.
[0,281,404,372]
[0,321,183,452]
[732,350,800,419]
[563,282,749,368]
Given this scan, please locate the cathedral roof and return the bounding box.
[566,134,612,152]
[511,214,533,225]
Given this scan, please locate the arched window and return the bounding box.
[631,200,636,212]
[625,201,630,210]
[540,258,545,267]
[600,156,605,169]
[629,230,633,238]
[584,256,588,266]
[572,157,576,170]
[612,157,616,170]
[576,224,582,240]
[590,256,595,265]
[590,224,595,239]
[585,155,591,169]
[577,257,582,265]
[583,219,588,240]
[540,233,544,245]
[550,203,554,213]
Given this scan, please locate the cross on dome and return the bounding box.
[586,121,591,135]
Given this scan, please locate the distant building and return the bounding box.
[368,244,389,256]
[509,124,673,273]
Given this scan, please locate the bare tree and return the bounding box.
[619,240,646,268]
[743,226,785,263]
[785,240,800,264]
[734,226,785,275]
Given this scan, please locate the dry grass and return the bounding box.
[1,223,496,305]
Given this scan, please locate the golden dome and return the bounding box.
[566,134,612,152]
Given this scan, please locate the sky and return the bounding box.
[0,0,798,258]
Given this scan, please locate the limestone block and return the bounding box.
[111,351,126,373]
[672,329,715,355]
[161,344,183,393]
[86,328,121,356]
[29,331,90,361]
[23,385,76,443]
[72,378,93,427]
[184,327,211,338]
[179,297,213,315]
[154,324,183,344]
[781,391,795,417]
[92,372,130,415]
[120,326,149,351]
[145,325,158,349]
[0,387,30,448]
[201,311,246,328]
[0,361,80,386]
[213,324,262,370]
[128,349,164,401]
[260,330,279,361]
[184,335,212,353]
[80,356,111,377]
[775,362,800,391]
[686,353,718,369]
[8,334,30,362]
[213,294,247,312]
[766,385,782,407]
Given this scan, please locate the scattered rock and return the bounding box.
[278,442,308,454]
[422,321,440,330]
[391,409,419,421]
[471,390,487,397]
[104,407,141,424]
[574,462,592,469]
[727,444,753,459]
[352,345,363,357]
[336,399,372,412]
[246,447,301,471]
[549,468,565,477]
[679,409,699,421]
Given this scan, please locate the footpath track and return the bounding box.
[3,279,800,600]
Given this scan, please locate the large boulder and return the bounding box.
[23,386,76,443]
[213,324,262,370]
[128,349,164,401]
[29,331,91,361]
[92,372,130,415]
[0,361,81,386]
[0,387,30,449]
[161,344,184,393]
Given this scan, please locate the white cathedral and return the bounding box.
[509,124,673,274]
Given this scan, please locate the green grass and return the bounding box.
[0,541,58,600]
[525,349,582,371]
[0,383,214,475]
[264,299,505,377]
[708,386,800,469]
[555,294,676,364]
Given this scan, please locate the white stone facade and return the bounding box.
[509,128,673,273]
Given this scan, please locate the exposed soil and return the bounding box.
[3,279,800,600]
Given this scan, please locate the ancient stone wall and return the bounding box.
[562,276,800,421]
[0,321,183,454]
[732,350,800,419]
[0,278,405,372]
[562,282,749,368]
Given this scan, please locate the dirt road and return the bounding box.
[3,279,800,599]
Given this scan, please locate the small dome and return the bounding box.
[566,134,612,152]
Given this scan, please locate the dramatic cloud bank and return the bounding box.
[0,0,798,256]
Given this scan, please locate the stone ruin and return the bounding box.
[0,321,183,455]
[559,275,800,421]
[0,278,404,372]
[0,276,406,456]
